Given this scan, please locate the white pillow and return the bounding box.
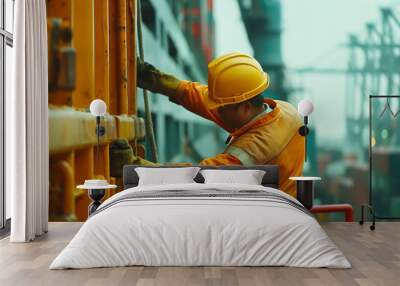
[135,167,201,186]
[200,169,266,185]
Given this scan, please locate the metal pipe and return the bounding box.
[118,0,129,114]
[311,204,354,222]
[55,160,76,221]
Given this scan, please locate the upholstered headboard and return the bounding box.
[123,165,280,189]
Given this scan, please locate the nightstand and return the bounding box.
[289,176,321,210]
[77,180,117,215]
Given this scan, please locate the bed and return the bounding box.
[50,165,351,269]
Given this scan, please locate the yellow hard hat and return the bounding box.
[205,52,270,109]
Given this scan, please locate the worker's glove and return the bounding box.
[131,154,160,166]
[137,58,181,97]
[137,59,161,91]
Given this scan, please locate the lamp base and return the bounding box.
[296,180,314,209]
[88,189,105,215]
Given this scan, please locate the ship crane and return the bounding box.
[293,7,400,154]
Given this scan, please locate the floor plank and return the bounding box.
[0,222,399,286]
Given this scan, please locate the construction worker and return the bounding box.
[137,52,304,197]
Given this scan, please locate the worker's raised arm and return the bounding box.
[199,153,242,166]
[137,60,225,128]
[171,80,225,126]
[137,60,181,97]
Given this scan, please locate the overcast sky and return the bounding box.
[214,0,253,56]
[214,0,400,146]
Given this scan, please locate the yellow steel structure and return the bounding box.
[47,0,142,221]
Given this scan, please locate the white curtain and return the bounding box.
[8,0,49,242]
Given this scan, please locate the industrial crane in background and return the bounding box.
[294,6,400,217]
[346,8,400,153]
[295,7,400,157]
[238,0,287,101]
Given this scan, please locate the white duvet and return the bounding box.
[50,183,351,269]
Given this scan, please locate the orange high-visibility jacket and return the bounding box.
[172,81,305,197]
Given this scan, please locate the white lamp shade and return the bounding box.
[297,99,314,116]
[90,99,107,116]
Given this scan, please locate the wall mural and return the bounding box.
[47,0,400,223]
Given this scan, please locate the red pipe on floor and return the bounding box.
[310,204,354,222]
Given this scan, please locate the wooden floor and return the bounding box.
[0,222,399,286]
